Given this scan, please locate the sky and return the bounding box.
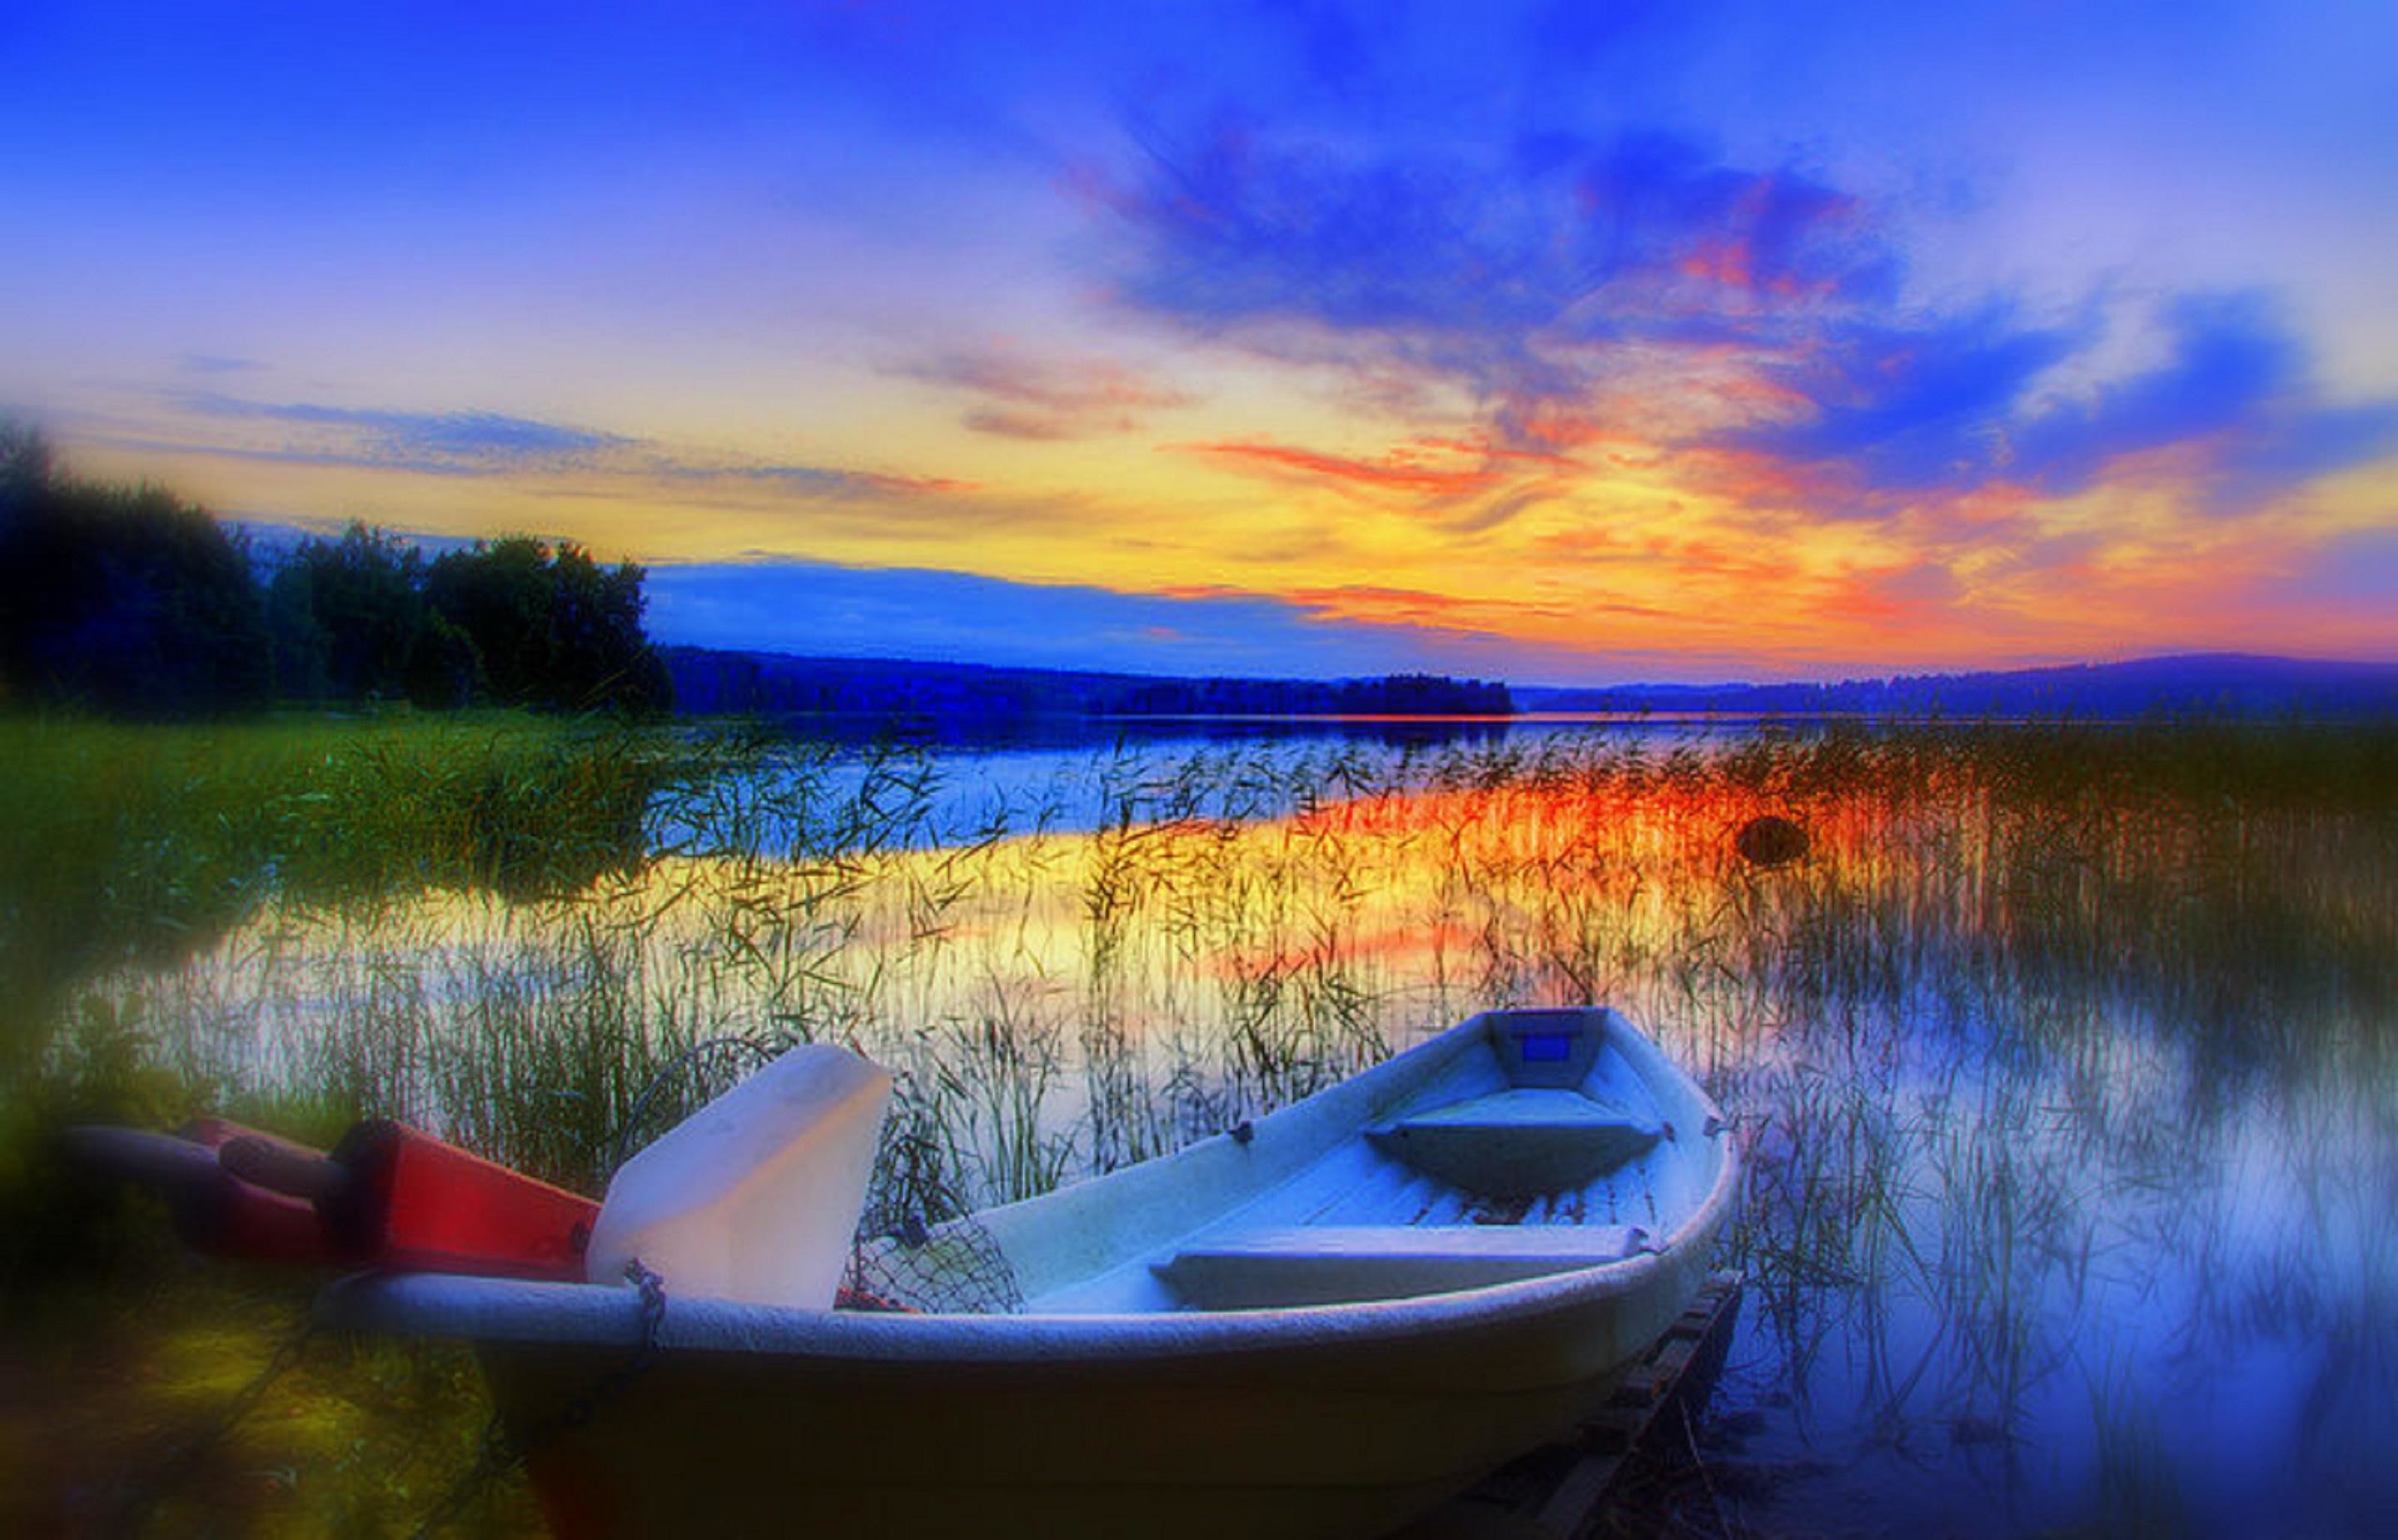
[2,1,2394,684]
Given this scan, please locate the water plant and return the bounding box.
[4,712,2393,1534]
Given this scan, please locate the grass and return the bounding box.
[2,710,2395,1534]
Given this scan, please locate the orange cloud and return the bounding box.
[1178,437,1510,499]
[1286,584,1576,632]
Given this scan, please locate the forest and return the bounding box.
[0,426,669,717]
[664,648,1514,728]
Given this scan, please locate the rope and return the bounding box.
[407,1259,668,1538]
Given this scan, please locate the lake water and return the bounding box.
[122,719,2398,1537]
[679,712,1724,845]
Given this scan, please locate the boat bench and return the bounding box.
[1366,1089,1664,1198]
[1155,1223,1644,1310]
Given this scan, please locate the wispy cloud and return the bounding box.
[156,390,980,500]
[1099,120,2398,528]
[898,346,1197,440]
[1284,583,1587,632]
[642,459,978,499]
[1101,125,1893,415]
[1739,292,2398,510]
[178,392,628,474]
[1174,430,1583,536]
[1179,437,1508,499]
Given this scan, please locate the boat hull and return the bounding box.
[483,1242,1718,1539]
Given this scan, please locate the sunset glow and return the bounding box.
[4,1,2392,681]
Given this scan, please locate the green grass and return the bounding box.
[0,709,664,1066]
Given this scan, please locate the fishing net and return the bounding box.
[842,1216,1025,1314]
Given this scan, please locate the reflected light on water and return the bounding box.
[97,728,2398,1537]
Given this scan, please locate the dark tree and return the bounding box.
[0,433,270,716]
[403,610,487,709]
[426,536,668,714]
[264,560,333,702]
[549,543,669,713]
[0,422,667,718]
[425,536,555,706]
[280,524,425,701]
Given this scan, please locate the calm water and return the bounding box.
[670,712,1717,845]
[114,722,2398,1536]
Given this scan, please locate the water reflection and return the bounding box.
[662,717,1720,852]
[87,724,2398,1535]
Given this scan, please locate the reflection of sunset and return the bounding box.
[62,720,2398,1534]
[160,743,1953,1121]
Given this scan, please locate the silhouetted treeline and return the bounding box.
[665,648,1513,725]
[1515,654,2398,719]
[1112,673,1510,717]
[0,425,668,717]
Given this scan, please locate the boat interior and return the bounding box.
[979,1009,1722,1314]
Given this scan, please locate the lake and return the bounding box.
[72,717,2398,1536]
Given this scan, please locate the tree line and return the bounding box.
[1108,673,1512,718]
[664,648,1515,723]
[0,426,669,717]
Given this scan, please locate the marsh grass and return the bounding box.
[5,713,2395,1534]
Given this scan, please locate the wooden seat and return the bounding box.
[1367,1089,1663,1197]
[1155,1223,1642,1309]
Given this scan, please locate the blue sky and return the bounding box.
[2,1,2393,681]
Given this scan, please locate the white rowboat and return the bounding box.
[326,1006,1738,1538]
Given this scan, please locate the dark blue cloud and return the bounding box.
[645,559,1475,677]
[181,393,624,472]
[1111,124,1892,415]
[1733,307,2091,490]
[645,557,1748,683]
[73,434,539,480]
[2012,296,2398,511]
[644,460,973,499]
[2007,296,2296,491]
[1742,292,2398,507]
[127,393,971,497]
[1110,115,2395,514]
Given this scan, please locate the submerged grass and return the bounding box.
[3,711,2395,1534]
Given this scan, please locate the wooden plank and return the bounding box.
[1392,1274,1744,1540]
[1157,1226,1644,1309]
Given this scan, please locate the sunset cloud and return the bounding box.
[1179,437,1511,501]
[3,0,2390,678]
[1739,293,2398,509]
[642,460,979,499]
[1102,126,1896,420]
[137,392,979,504]
[1101,118,2396,539]
[177,393,629,474]
[902,348,1197,440]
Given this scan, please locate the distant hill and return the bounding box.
[1517,654,2398,719]
[664,648,2396,733]
[663,649,1512,728]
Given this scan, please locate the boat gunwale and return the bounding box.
[321,1233,1726,1370]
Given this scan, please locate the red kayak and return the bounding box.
[67,1117,599,1280]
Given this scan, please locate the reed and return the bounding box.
[5,713,2394,1534]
